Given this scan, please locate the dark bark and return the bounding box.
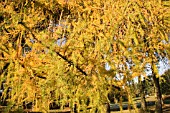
[140,78,147,112]
[153,74,163,113]
[73,104,77,113]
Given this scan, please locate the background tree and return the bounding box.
[161,69,170,95]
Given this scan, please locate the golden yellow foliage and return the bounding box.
[0,0,169,112]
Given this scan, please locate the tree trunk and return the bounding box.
[73,103,78,113]
[105,103,110,113]
[153,74,163,113]
[139,77,147,112]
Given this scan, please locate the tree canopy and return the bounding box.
[0,0,170,112]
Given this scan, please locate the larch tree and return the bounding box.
[111,0,170,112]
[0,0,170,113]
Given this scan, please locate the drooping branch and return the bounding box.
[16,1,86,77]
[19,22,88,77]
[55,51,88,76]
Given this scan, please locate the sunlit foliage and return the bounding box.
[0,0,169,112]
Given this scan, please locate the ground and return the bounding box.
[0,95,170,112]
[111,105,170,113]
[111,95,170,113]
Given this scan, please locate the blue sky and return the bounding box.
[105,58,170,82]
